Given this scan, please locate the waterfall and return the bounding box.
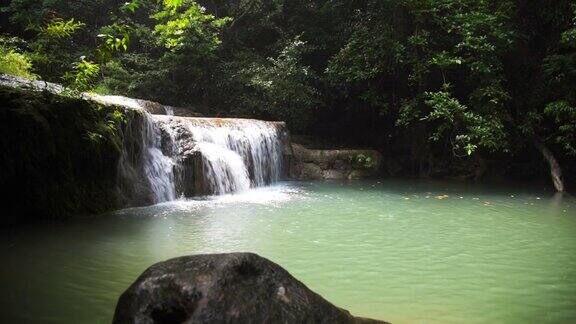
[0,76,285,205]
[94,93,286,204]
[155,116,285,196]
[116,110,176,205]
[140,114,176,202]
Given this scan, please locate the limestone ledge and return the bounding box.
[289,143,382,180]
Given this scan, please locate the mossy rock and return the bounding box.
[0,86,127,224]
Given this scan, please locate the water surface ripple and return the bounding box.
[1,180,576,323]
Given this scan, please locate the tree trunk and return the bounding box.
[473,155,487,182]
[534,139,565,192]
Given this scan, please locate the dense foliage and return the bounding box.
[0,0,574,189]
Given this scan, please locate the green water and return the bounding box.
[2,180,576,323]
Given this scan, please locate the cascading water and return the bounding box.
[155,116,285,196]
[94,94,286,203]
[140,115,176,201]
[192,141,251,194]
[115,108,176,205]
[0,75,285,205]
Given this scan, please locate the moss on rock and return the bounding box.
[0,85,128,223]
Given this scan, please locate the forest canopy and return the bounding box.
[1,0,575,190]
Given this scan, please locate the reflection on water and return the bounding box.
[1,180,576,323]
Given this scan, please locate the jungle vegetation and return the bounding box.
[1,0,574,190]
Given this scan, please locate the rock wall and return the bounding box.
[0,85,128,223]
[114,253,387,324]
[0,74,183,222]
[289,143,382,180]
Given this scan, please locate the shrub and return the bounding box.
[0,37,38,79]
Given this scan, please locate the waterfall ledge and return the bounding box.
[0,75,290,222]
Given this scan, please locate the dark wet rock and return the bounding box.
[114,253,387,324]
[175,149,202,197]
[293,162,325,180]
[0,83,125,223]
[290,144,382,180]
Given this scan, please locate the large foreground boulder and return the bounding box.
[114,253,387,324]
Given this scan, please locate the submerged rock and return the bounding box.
[114,253,387,324]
